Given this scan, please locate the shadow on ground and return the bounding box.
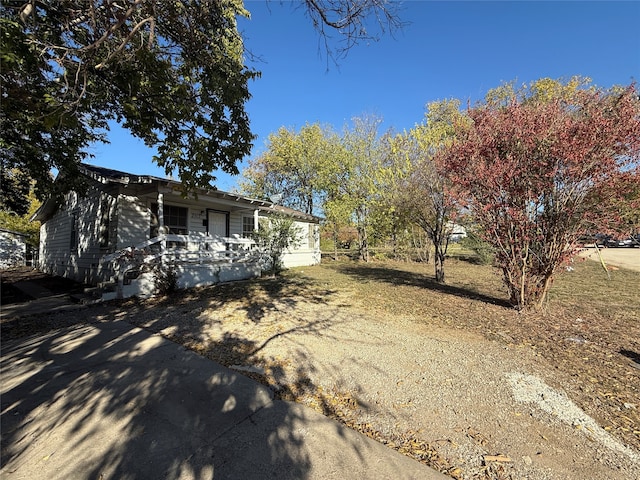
[1,267,86,304]
[334,263,511,308]
[112,276,369,429]
[128,275,339,325]
[620,349,640,367]
[1,273,413,479]
[0,319,319,479]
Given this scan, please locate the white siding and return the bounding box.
[0,231,27,268]
[39,208,71,277]
[281,221,321,268]
[38,187,109,284]
[189,208,207,236]
[229,211,247,237]
[117,195,150,248]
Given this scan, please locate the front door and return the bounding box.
[207,211,227,237]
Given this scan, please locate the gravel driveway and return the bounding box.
[580,247,640,272]
[119,281,640,480]
[3,257,638,479]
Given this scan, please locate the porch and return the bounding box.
[101,233,263,299]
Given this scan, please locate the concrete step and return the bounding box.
[70,287,105,305]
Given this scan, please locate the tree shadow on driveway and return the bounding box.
[0,317,402,479]
[1,320,318,479]
[1,275,430,479]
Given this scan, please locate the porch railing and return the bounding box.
[101,234,262,299]
[103,234,258,264]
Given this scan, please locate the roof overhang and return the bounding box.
[30,196,59,223]
[35,163,322,224]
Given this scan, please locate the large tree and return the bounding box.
[0,179,42,247]
[240,123,340,214]
[395,99,465,282]
[1,1,402,198]
[0,167,32,216]
[336,114,391,262]
[438,78,640,310]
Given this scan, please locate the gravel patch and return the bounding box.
[506,372,640,465]
[4,265,639,480]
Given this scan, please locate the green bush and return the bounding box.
[459,233,494,265]
[153,263,179,295]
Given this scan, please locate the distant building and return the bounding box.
[447,222,467,243]
[0,228,29,268]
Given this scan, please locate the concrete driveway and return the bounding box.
[580,247,640,272]
[0,320,445,480]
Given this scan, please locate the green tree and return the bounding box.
[253,214,303,276]
[0,167,32,216]
[336,115,391,262]
[239,117,395,264]
[0,185,42,248]
[1,2,255,197]
[323,180,357,260]
[1,1,402,199]
[240,123,340,214]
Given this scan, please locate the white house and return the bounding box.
[0,228,29,269]
[447,222,468,243]
[32,164,321,298]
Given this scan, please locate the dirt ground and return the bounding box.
[1,253,639,480]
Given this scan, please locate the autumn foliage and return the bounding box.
[438,81,640,310]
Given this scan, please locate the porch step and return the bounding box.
[97,279,117,289]
[69,286,105,305]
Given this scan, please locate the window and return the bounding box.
[151,203,188,237]
[242,216,255,239]
[164,205,188,234]
[70,212,78,251]
[99,198,112,249]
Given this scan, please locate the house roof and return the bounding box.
[32,164,321,224]
[0,227,29,237]
[79,164,156,185]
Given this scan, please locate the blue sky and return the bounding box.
[91,0,640,191]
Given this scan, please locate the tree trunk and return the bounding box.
[358,225,369,262]
[434,247,445,283]
[355,206,369,262]
[534,274,555,311]
[432,220,448,283]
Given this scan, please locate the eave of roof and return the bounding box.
[79,163,322,223]
[0,227,30,237]
[257,204,321,224]
[30,196,58,223]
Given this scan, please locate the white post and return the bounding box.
[253,208,259,232]
[116,269,124,299]
[157,192,166,253]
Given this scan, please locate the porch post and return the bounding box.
[157,192,166,253]
[253,208,259,232]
